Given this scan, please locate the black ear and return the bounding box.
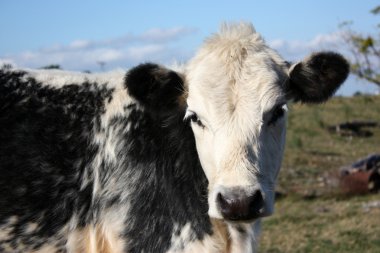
[125,63,185,110]
[287,52,349,103]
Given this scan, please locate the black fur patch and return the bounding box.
[0,68,110,250]
[0,69,116,249]
[288,52,349,103]
[120,105,211,253]
[0,66,212,252]
[125,63,185,111]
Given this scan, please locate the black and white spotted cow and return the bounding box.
[0,22,349,253]
[0,63,212,253]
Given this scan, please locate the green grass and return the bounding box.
[259,95,380,253]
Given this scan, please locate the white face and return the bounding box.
[185,25,289,222]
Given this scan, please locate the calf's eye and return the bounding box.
[185,111,205,129]
[190,114,205,128]
[268,105,286,126]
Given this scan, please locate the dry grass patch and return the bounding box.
[260,95,380,252]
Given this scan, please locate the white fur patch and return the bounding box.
[0,216,18,241]
[166,221,227,253]
[22,68,127,89]
[66,208,127,253]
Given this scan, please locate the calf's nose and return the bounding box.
[217,189,264,221]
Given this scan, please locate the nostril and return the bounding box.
[218,193,239,217]
[217,192,242,220]
[248,190,264,215]
[217,193,231,213]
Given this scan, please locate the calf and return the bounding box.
[0,22,349,253]
[184,22,349,252]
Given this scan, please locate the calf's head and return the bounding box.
[125,23,349,223]
[185,23,349,222]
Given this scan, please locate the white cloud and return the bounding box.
[139,27,196,42]
[69,40,91,50]
[269,31,346,61]
[126,45,165,60]
[0,58,16,67]
[0,26,197,71]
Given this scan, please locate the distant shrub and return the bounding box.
[40,64,61,70]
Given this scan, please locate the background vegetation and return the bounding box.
[260,95,380,253]
[342,6,380,88]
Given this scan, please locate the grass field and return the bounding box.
[259,95,380,253]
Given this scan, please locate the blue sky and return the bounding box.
[1,1,379,95]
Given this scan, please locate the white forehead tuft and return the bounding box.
[186,21,286,88]
[201,22,266,60]
[218,23,259,43]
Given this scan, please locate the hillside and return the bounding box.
[260,95,380,253]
